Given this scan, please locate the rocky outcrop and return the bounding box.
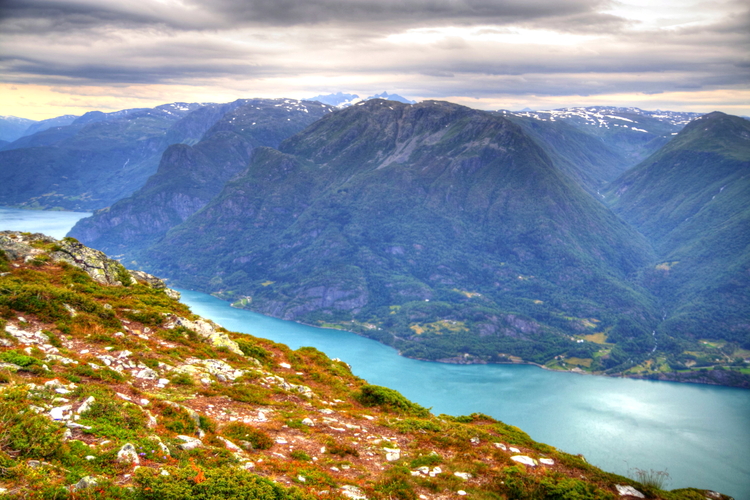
[0,231,179,298]
[165,316,243,355]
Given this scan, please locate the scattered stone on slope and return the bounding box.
[166,316,244,355]
[116,443,140,464]
[616,485,645,498]
[73,476,98,491]
[511,456,538,467]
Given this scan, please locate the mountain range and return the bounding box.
[3,98,748,386]
[140,100,658,366]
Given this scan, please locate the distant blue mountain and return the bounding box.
[308,91,416,107]
[306,92,360,107]
[22,114,78,136]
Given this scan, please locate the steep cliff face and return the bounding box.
[0,233,731,499]
[70,99,333,261]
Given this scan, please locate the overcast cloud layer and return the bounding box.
[1,0,748,118]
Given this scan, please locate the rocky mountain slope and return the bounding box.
[605,111,750,350]
[510,107,700,168]
[0,231,731,499]
[0,103,207,211]
[68,99,334,259]
[0,116,36,143]
[142,99,658,367]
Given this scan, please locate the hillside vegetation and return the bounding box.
[0,231,731,499]
[605,112,750,355]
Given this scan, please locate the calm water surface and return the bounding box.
[0,207,91,239]
[2,209,748,498]
[180,289,750,499]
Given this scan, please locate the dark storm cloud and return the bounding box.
[196,0,612,27]
[0,0,615,31]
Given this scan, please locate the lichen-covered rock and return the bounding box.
[511,456,537,467]
[177,435,203,451]
[615,485,645,498]
[0,232,180,296]
[130,270,180,299]
[51,237,133,286]
[73,476,98,491]
[167,317,244,356]
[116,443,140,464]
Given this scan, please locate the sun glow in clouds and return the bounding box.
[386,26,600,47]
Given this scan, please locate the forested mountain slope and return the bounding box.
[143,100,657,367]
[605,111,750,348]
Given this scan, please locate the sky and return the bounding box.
[0,0,748,120]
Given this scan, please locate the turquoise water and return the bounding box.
[0,207,91,239]
[179,289,750,499]
[2,209,748,498]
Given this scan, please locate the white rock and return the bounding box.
[280,363,291,369]
[49,405,72,420]
[509,447,520,453]
[177,435,203,451]
[276,437,288,444]
[454,472,472,480]
[85,455,96,461]
[66,422,92,430]
[135,368,158,380]
[493,443,507,451]
[302,418,315,426]
[157,378,170,386]
[217,436,241,452]
[457,490,467,496]
[74,476,97,491]
[539,458,554,465]
[44,379,63,388]
[470,437,480,444]
[160,470,170,476]
[615,485,645,498]
[340,485,368,500]
[149,435,171,456]
[384,447,401,461]
[510,456,537,467]
[116,443,140,464]
[77,396,95,415]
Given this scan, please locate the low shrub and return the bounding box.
[222,422,273,451]
[135,465,314,500]
[355,385,430,417]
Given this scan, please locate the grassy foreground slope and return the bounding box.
[0,231,730,499]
